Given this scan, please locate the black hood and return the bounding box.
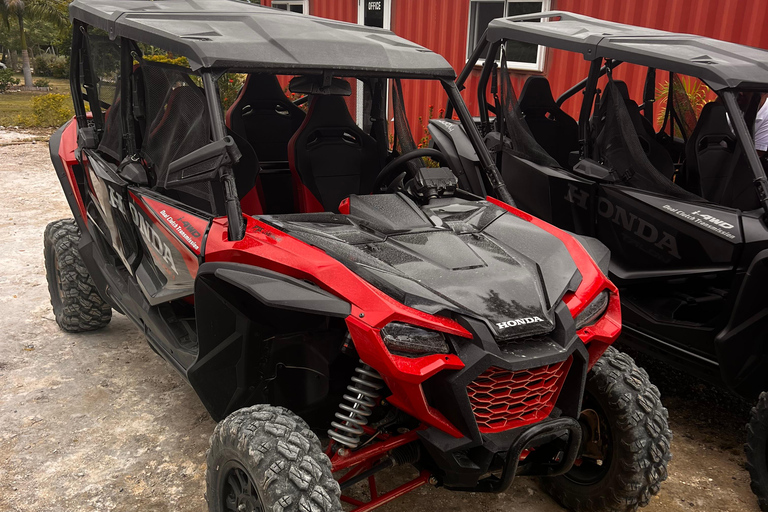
[264,194,582,340]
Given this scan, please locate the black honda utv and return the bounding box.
[45,1,672,511]
[450,10,768,510]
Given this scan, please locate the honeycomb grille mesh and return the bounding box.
[467,358,572,433]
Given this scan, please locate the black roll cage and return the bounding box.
[455,28,768,217]
[69,23,515,235]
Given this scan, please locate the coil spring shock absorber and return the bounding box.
[328,361,385,449]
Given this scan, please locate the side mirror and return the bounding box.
[165,136,242,189]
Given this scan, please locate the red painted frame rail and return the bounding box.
[330,429,430,511]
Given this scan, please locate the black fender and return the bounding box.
[49,120,88,232]
[188,262,351,421]
[715,249,768,398]
[568,232,611,275]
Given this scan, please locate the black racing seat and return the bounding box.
[594,80,675,179]
[518,76,579,168]
[227,74,306,163]
[683,102,759,210]
[141,70,258,214]
[592,79,700,202]
[613,80,656,137]
[288,95,378,212]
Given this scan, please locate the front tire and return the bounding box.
[206,405,342,512]
[44,219,111,332]
[746,392,768,511]
[541,347,672,512]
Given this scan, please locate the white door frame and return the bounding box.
[356,0,392,126]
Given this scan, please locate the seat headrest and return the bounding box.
[695,102,732,136]
[519,76,557,115]
[239,74,288,102]
[303,95,356,127]
[613,80,631,102]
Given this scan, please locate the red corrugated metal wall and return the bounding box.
[295,0,768,134]
[545,0,768,121]
[310,0,357,21]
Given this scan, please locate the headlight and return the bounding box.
[380,322,449,357]
[574,291,610,330]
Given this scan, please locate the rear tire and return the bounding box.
[44,219,111,332]
[540,347,672,512]
[206,404,341,512]
[746,392,768,511]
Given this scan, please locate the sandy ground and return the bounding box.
[0,132,760,511]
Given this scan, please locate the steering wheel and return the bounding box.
[373,148,447,191]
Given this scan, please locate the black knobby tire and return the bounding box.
[541,347,672,512]
[746,392,768,511]
[44,219,111,332]
[206,405,342,512]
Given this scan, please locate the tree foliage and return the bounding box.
[1,0,70,85]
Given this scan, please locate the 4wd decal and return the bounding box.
[497,316,544,330]
[140,196,209,255]
[662,205,737,240]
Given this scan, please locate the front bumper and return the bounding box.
[418,302,591,489]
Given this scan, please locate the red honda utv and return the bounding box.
[45,1,671,511]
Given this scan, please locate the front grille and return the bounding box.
[467,358,572,433]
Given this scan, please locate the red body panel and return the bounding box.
[58,120,87,224]
[206,196,621,438]
[205,215,469,436]
[140,195,208,256]
[131,191,204,281]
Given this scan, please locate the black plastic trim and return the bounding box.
[201,262,351,318]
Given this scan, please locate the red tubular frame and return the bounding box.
[340,471,431,512]
[331,429,431,512]
[330,429,422,472]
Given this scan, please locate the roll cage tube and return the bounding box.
[578,58,604,159]
[476,40,503,131]
[202,71,246,241]
[78,25,105,135]
[722,90,768,216]
[555,60,621,108]
[441,78,515,205]
[69,22,88,129]
[447,29,491,119]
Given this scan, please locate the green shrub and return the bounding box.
[31,93,74,126]
[34,54,55,76]
[0,68,20,93]
[142,54,189,67]
[219,74,245,111]
[33,78,51,88]
[50,56,70,79]
[34,54,69,78]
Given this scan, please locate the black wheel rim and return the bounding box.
[565,392,614,486]
[764,435,768,474]
[53,257,66,305]
[220,461,264,512]
[45,243,65,310]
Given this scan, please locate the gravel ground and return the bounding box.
[0,133,760,512]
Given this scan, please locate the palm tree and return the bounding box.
[1,0,68,89]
